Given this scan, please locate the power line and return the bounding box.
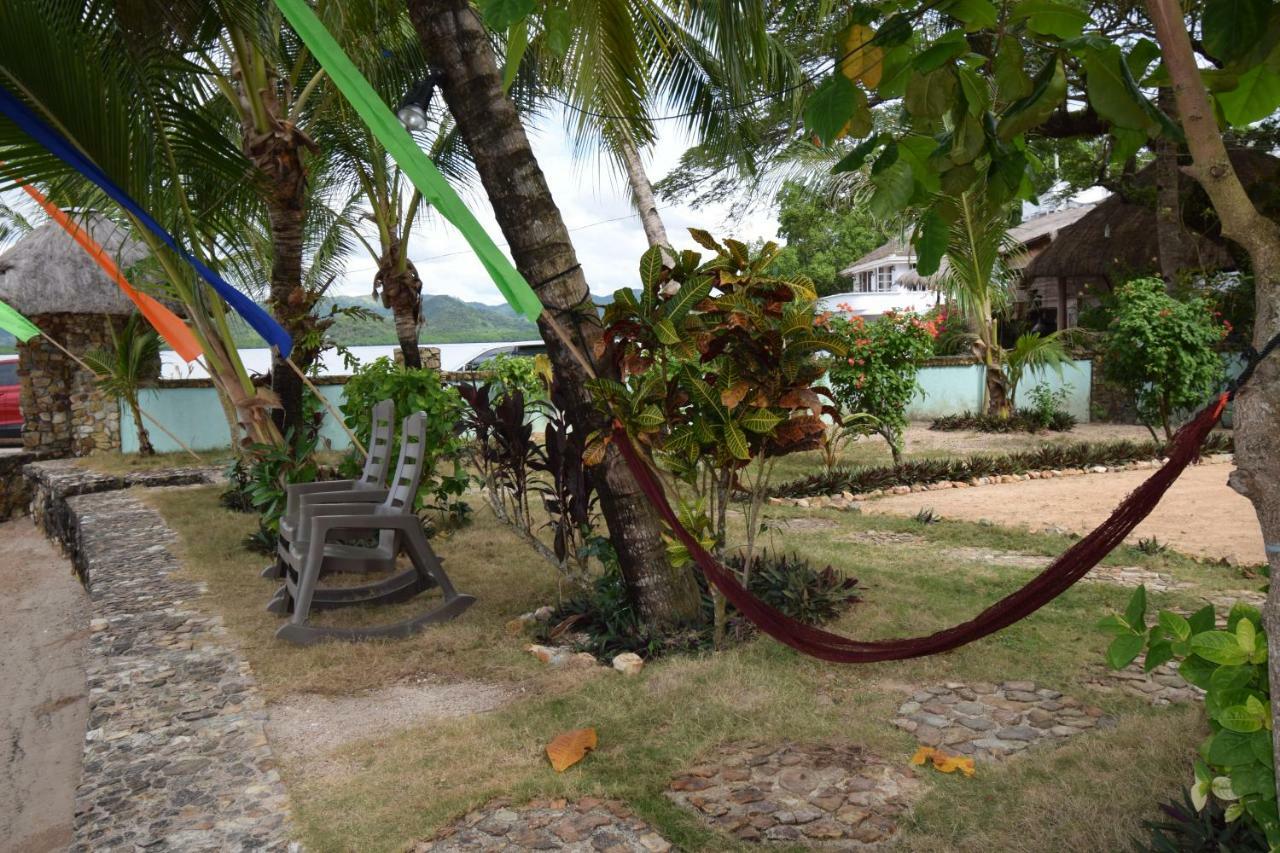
[510,2,940,125]
[343,206,671,273]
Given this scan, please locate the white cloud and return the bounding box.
[333,107,780,305]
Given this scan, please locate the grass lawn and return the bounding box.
[143,467,1263,853]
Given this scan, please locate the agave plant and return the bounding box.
[83,314,161,456]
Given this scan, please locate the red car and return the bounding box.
[0,356,20,438]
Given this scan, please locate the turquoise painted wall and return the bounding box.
[905,358,1093,422]
[121,385,353,454]
[123,357,1103,453]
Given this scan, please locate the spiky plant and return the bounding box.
[83,314,161,456]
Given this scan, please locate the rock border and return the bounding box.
[26,462,294,851]
[768,454,1234,511]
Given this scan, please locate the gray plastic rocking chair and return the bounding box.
[261,399,396,580]
[274,411,475,646]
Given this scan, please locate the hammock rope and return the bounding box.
[609,329,1280,663]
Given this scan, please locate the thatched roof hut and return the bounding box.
[0,212,157,457]
[1025,148,1280,283]
[0,213,146,315]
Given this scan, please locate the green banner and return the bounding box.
[0,298,41,342]
[273,0,544,323]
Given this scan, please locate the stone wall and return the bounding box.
[17,313,158,456]
[0,450,43,520]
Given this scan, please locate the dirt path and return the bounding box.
[0,518,88,853]
[863,462,1266,565]
[266,679,512,777]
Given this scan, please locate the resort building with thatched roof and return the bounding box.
[0,213,159,456]
[1022,148,1280,331]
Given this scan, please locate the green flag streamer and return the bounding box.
[0,298,41,343]
[273,0,544,322]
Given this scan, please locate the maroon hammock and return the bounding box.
[612,393,1230,663]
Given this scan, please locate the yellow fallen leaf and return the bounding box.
[910,746,975,778]
[546,728,598,772]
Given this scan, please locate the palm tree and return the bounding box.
[0,0,283,450]
[83,313,162,456]
[407,0,707,627]
[938,192,1021,415]
[1004,331,1071,409]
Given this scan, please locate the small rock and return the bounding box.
[612,652,644,676]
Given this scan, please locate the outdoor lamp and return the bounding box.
[397,76,440,132]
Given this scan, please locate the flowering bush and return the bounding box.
[826,309,936,464]
[1101,278,1228,440]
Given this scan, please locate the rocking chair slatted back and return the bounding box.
[358,399,396,487]
[385,411,428,511]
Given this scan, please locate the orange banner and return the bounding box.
[18,184,203,362]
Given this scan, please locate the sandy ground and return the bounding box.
[863,462,1266,565]
[0,518,88,853]
[265,679,512,776]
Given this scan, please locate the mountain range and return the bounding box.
[0,290,636,353]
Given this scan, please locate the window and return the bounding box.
[854,270,872,293]
[877,266,893,291]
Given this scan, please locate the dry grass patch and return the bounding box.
[146,486,562,700]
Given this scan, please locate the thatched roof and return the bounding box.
[1025,148,1280,282]
[0,213,147,316]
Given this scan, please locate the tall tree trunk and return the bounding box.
[129,395,155,456]
[1154,88,1191,285]
[375,239,424,368]
[618,136,670,249]
[1147,0,1280,804]
[232,54,320,439]
[407,0,704,626]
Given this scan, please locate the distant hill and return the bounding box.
[0,289,638,354]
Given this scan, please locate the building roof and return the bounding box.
[839,205,1097,279]
[0,213,147,316]
[1025,148,1280,282]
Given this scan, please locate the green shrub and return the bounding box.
[769,433,1233,498]
[827,310,935,464]
[1137,788,1269,852]
[1101,586,1278,845]
[482,353,545,401]
[541,549,860,660]
[1101,277,1227,440]
[339,357,469,510]
[1025,382,1076,431]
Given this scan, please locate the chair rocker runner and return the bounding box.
[274,411,475,645]
[262,398,396,580]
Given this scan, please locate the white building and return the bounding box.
[820,205,1095,324]
[817,239,939,319]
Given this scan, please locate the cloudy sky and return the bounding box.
[331,107,782,306]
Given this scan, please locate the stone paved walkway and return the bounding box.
[59,484,294,851]
[890,682,1113,762]
[1083,658,1204,706]
[413,798,671,851]
[666,741,923,845]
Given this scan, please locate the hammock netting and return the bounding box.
[612,392,1231,663]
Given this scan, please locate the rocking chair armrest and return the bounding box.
[299,488,388,510]
[307,507,424,540]
[284,479,356,514]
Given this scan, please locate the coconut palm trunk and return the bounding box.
[126,391,156,456]
[375,238,424,368]
[407,0,703,626]
[1146,0,1280,801]
[228,37,320,439]
[618,136,670,249]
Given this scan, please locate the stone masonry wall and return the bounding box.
[0,450,44,520]
[18,313,136,456]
